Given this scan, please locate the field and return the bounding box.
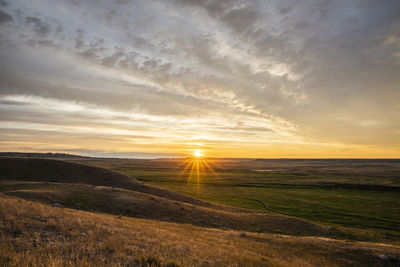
[77,158,400,241]
[1,154,400,266]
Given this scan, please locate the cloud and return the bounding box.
[25,16,51,35]
[175,0,261,35]
[0,10,12,23]
[49,149,183,159]
[175,0,237,18]
[0,0,400,157]
[220,4,260,34]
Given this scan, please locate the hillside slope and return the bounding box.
[0,157,226,210]
[1,194,399,267]
[1,182,335,237]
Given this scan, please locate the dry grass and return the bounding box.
[1,194,400,267]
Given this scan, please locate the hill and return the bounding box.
[1,194,400,267]
[0,157,363,239]
[0,157,222,209]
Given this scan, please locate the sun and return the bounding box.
[177,150,219,184]
[193,150,204,157]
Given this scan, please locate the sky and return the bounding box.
[0,0,399,158]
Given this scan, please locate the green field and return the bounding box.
[79,158,400,236]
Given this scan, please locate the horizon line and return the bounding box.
[1,152,399,160]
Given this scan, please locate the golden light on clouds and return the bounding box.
[0,1,399,158]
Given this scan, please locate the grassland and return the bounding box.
[1,157,387,242]
[2,194,400,267]
[77,158,400,241]
[1,155,400,266]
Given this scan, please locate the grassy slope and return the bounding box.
[0,157,235,211]
[1,194,400,267]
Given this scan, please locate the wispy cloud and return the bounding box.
[0,0,399,157]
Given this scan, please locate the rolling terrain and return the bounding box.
[1,154,400,266]
[76,157,400,239]
[2,194,400,267]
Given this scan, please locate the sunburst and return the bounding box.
[194,149,203,157]
[177,151,219,184]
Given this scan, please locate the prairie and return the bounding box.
[1,194,400,267]
[1,154,400,266]
[76,157,400,241]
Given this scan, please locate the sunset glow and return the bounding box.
[194,150,204,158]
[0,1,399,158]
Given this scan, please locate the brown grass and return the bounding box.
[1,194,400,267]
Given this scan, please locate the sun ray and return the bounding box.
[188,158,196,182]
[179,158,194,177]
[205,158,224,170]
[196,158,200,183]
[175,157,192,169]
[195,158,201,193]
[177,150,221,185]
[202,159,219,178]
[198,159,205,172]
